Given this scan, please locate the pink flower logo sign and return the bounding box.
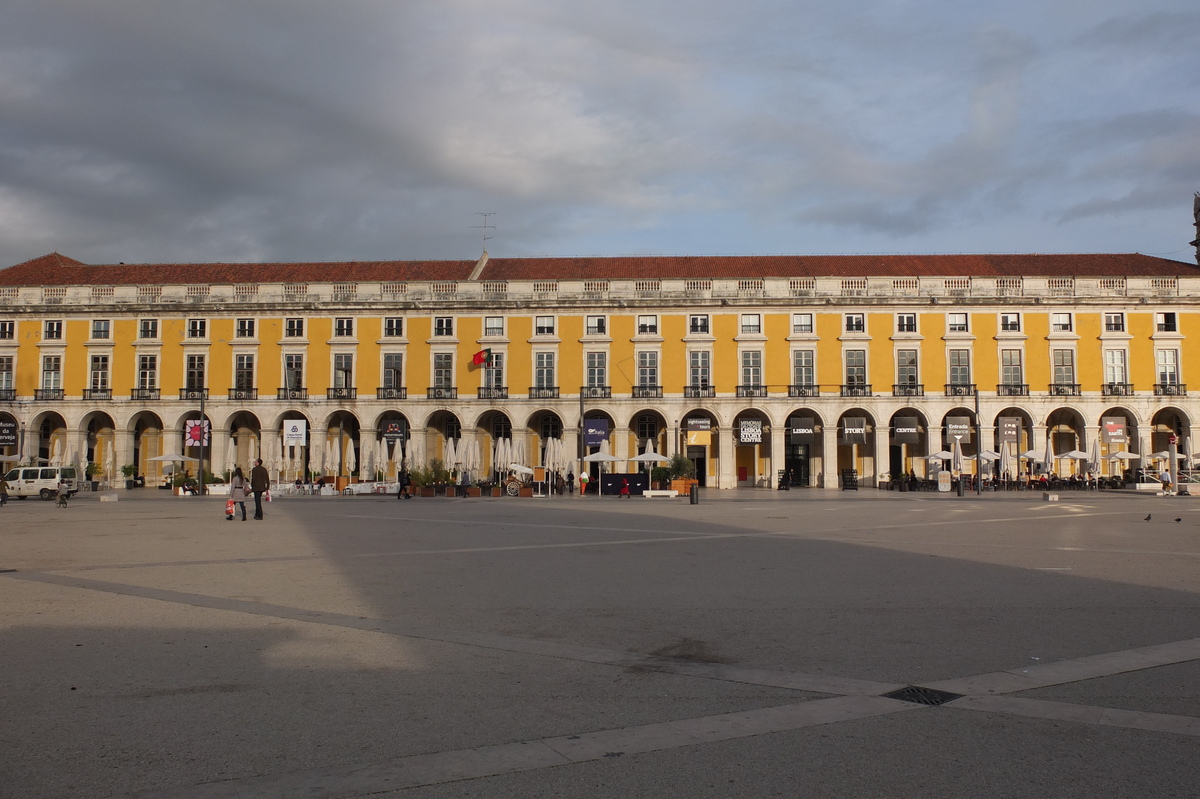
[185,419,210,447]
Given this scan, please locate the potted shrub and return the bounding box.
[650,465,672,490]
[409,465,434,497]
[121,463,137,490]
[668,452,698,495]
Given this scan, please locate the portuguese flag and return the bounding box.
[472,348,492,367]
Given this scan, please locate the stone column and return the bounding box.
[821,424,838,488]
[872,425,889,487]
[770,423,785,489]
[718,426,736,489]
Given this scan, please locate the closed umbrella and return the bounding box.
[225,436,238,473]
[326,437,339,475]
[1088,439,1100,475]
[344,437,357,475]
[512,437,526,469]
[1043,435,1055,473]
[248,435,257,465]
[951,439,963,474]
[392,438,405,472]
[443,436,458,470]
[407,435,425,470]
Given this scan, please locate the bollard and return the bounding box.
[690,483,698,505]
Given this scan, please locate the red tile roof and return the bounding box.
[0,251,1193,286]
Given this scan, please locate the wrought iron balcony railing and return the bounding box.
[131,388,160,401]
[228,387,258,400]
[632,385,662,399]
[327,387,357,400]
[944,383,977,397]
[83,388,112,400]
[1102,382,1134,396]
[737,385,768,398]
[996,383,1029,396]
[892,383,924,397]
[580,385,611,399]
[528,386,560,399]
[1048,383,1080,396]
[376,387,407,400]
[278,388,308,400]
[789,384,819,398]
[1154,383,1187,396]
[840,384,871,398]
[0,388,15,401]
[426,386,457,400]
[35,388,64,401]
[477,386,508,400]
[685,385,716,398]
[179,388,209,400]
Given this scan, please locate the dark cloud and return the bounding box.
[1,1,1197,266]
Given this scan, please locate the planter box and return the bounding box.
[670,479,698,494]
[420,486,435,497]
[465,486,481,497]
[491,486,503,497]
[518,486,534,498]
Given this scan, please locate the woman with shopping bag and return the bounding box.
[227,467,248,521]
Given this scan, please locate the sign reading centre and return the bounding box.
[284,419,308,446]
[739,419,763,444]
[891,417,920,444]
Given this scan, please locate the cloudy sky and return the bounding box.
[2,0,1198,267]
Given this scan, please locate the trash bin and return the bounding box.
[898,480,907,492]
[689,483,699,505]
[956,479,965,497]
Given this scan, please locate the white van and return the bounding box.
[3,466,79,500]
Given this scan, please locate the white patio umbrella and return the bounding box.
[977,450,1001,462]
[1043,435,1055,472]
[277,433,288,473]
[512,437,526,469]
[951,439,963,474]
[344,437,357,475]
[583,452,622,462]
[407,435,425,470]
[225,436,238,473]
[925,451,953,460]
[147,453,199,463]
[1088,439,1100,474]
[493,437,509,477]
[392,438,405,472]
[326,437,339,475]
[631,440,668,471]
[49,439,63,466]
[376,438,388,478]
[443,436,459,470]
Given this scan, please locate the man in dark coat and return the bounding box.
[250,458,270,520]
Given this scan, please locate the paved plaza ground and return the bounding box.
[1,486,1198,798]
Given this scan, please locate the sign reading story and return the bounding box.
[284,419,309,446]
[1101,417,1128,444]
[998,416,1022,444]
[840,417,867,445]
[945,416,972,443]
[789,417,816,444]
[584,419,610,448]
[739,419,763,444]
[891,417,920,444]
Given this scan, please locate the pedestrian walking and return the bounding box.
[566,470,574,494]
[228,467,248,521]
[250,458,270,519]
[620,478,630,498]
[396,469,412,499]
[0,476,8,506]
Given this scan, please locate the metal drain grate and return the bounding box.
[881,686,963,706]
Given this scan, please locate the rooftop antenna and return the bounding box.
[473,213,496,252]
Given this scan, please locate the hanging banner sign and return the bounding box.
[584,419,609,448]
[998,417,1021,444]
[284,419,308,446]
[891,416,920,444]
[739,419,763,444]
[686,430,712,446]
[686,418,712,431]
[840,417,867,445]
[185,419,210,447]
[1101,417,1128,444]
[945,416,972,443]
[0,419,16,447]
[789,417,816,444]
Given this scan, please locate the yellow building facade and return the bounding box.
[0,251,1196,489]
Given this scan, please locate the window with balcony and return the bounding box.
[948,313,969,333]
[637,351,659,390]
[896,313,917,333]
[91,320,110,340]
[285,354,304,390]
[535,352,556,389]
[0,356,12,394]
[637,315,658,335]
[586,315,607,335]
[285,318,304,337]
[999,349,1025,394]
[793,350,814,388]
[587,352,607,387]
[432,353,453,388]
[138,355,158,389]
[1051,349,1076,393]
[845,313,865,333]
[535,316,556,336]
[740,314,761,334]
[689,315,709,334]
[1156,312,1178,332]
[383,353,403,388]
[948,350,971,387]
[334,318,354,337]
[844,350,867,395]
[742,351,762,387]
[896,349,918,386]
[1157,349,1180,392]
[333,353,353,388]
[1104,349,1127,385]
[185,354,206,391]
[689,351,710,389]
[236,318,255,338]
[384,317,404,337]
[42,355,61,390]
[235,354,255,390]
[484,316,504,337]
[139,319,158,339]
[792,313,813,334]
[187,319,207,338]
[1051,313,1072,333]
[44,320,63,340]
[483,352,505,390]
[1104,313,1125,332]
[90,355,109,391]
